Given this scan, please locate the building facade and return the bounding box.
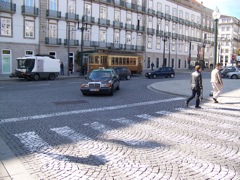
[217,15,240,66]
[0,0,221,75]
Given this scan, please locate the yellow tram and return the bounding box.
[88,53,143,74]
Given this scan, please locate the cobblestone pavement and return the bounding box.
[1,98,240,180]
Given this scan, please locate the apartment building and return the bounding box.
[0,0,215,75]
[217,15,240,66]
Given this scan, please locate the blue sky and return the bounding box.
[196,0,240,19]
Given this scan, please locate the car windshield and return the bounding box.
[89,71,112,80]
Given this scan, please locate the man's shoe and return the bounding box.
[213,98,219,103]
[184,101,188,107]
[195,106,201,109]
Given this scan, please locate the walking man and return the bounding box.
[151,62,155,71]
[185,65,203,108]
[211,63,223,103]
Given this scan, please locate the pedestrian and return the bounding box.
[185,65,203,108]
[69,62,73,74]
[151,62,154,70]
[60,62,64,75]
[211,63,223,103]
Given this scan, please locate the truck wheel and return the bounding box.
[32,74,40,81]
[48,73,55,80]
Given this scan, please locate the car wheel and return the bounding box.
[32,74,40,81]
[48,73,55,80]
[109,87,114,96]
[116,85,120,90]
[231,74,238,79]
[153,75,157,78]
[82,93,87,96]
[126,75,131,80]
[170,74,175,78]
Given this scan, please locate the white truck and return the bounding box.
[10,55,60,80]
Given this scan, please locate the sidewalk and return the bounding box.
[149,77,240,106]
[1,70,240,179]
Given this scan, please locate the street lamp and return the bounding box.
[78,16,87,75]
[162,33,169,67]
[212,7,221,68]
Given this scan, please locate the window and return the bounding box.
[85,3,91,16]
[157,19,161,31]
[191,14,195,22]
[25,50,34,56]
[1,17,12,36]
[114,30,120,43]
[172,8,177,17]
[148,16,153,28]
[25,20,34,38]
[25,0,34,6]
[197,16,200,24]
[156,37,161,50]
[172,23,176,33]
[49,23,57,38]
[49,0,57,10]
[147,35,152,49]
[165,21,169,32]
[68,0,75,14]
[149,0,153,9]
[179,10,183,19]
[157,3,162,12]
[100,6,107,19]
[114,9,120,21]
[172,39,176,51]
[165,5,170,14]
[126,12,132,24]
[185,44,188,53]
[100,29,106,42]
[221,27,225,31]
[126,32,131,45]
[69,23,76,39]
[137,34,142,46]
[185,12,189,20]
[179,25,183,35]
[49,52,56,58]
[226,26,230,31]
[137,0,142,6]
[84,28,90,41]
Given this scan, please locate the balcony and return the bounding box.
[82,15,95,24]
[156,30,163,36]
[113,21,123,28]
[125,23,135,31]
[172,33,178,39]
[172,16,178,23]
[100,0,112,3]
[22,5,38,16]
[137,5,145,12]
[126,2,136,10]
[45,38,61,45]
[148,9,155,16]
[119,0,125,8]
[91,41,99,47]
[179,18,184,24]
[46,10,61,19]
[165,14,171,21]
[124,44,135,51]
[83,41,91,47]
[136,25,145,32]
[136,45,145,51]
[178,34,185,40]
[98,18,110,26]
[0,0,16,13]
[185,20,191,26]
[185,36,190,41]
[65,13,79,21]
[147,28,155,35]
[113,43,123,49]
[64,39,79,46]
[156,11,164,18]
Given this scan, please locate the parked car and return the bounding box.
[220,66,239,78]
[145,67,175,78]
[113,67,131,80]
[226,70,240,79]
[80,68,120,96]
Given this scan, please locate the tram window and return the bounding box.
[119,58,122,65]
[103,56,107,64]
[95,56,99,64]
[111,57,114,65]
[116,57,118,65]
[126,58,129,65]
[89,56,94,64]
[123,58,126,65]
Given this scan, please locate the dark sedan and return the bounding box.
[145,67,175,78]
[80,68,120,96]
[113,67,131,80]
